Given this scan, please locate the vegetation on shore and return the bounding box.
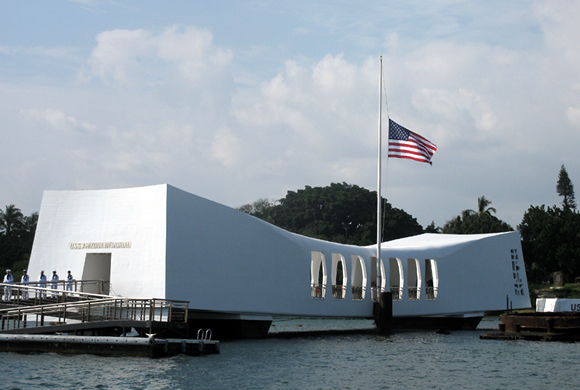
[0,205,37,279]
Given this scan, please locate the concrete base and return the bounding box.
[391,315,483,331]
[187,311,272,339]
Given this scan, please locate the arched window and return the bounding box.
[408,258,421,301]
[331,253,347,299]
[389,258,403,301]
[425,259,439,300]
[351,255,367,300]
[310,251,327,299]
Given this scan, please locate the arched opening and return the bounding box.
[389,258,403,301]
[351,255,367,300]
[370,257,386,302]
[425,259,439,300]
[408,258,421,301]
[331,253,347,299]
[310,251,327,299]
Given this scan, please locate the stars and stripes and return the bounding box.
[388,119,437,165]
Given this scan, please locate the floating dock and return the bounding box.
[0,333,220,357]
[0,283,220,356]
[480,311,580,342]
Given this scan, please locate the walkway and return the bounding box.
[0,282,189,338]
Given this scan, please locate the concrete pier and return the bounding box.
[0,334,220,357]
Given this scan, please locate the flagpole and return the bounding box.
[377,56,383,273]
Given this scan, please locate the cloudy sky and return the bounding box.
[1,0,579,229]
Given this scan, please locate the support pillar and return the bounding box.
[375,291,392,334]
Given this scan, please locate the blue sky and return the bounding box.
[1,0,579,230]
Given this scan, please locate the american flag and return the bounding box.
[388,119,437,165]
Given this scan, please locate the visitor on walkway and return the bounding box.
[65,270,74,294]
[21,269,29,300]
[51,270,59,297]
[3,269,13,301]
[38,270,47,299]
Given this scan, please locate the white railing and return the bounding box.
[1,281,112,306]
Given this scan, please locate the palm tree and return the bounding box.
[0,205,24,236]
[466,196,497,217]
[22,212,38,233]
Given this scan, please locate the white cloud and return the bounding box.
[534,0,580,62]
[21,108,96,135]
[84,28,153,83]
[210,127,240,168]
[3,1,580,231]
[81,25,233,88]
[566,106,580,125]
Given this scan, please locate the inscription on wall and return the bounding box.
[511,248,524,295]
[69,241,132,250]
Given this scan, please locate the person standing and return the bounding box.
[3,269,13,301]
[38,270,47,299]
[21,269,29,300]
[51,270,59,297]
[65,270,74,295]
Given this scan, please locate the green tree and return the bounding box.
[519,205,580,283]
[469,195,497,216]
[424,221,441,233]
[557,164,576,210]
[240,182,423,245]
[0,205,24,236]
[237,198,277,223]
[442,196,512,234]
[0,206,37,271]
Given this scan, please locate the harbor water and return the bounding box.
[3,317,580,389]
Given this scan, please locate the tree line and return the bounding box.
[239,182,514,246]
[519,165,579,283]
[0,205,38,277]
[240,182,424,246]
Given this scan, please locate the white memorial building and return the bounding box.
[28,184,531,334]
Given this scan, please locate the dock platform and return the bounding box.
[0,333,220,357]
[480,311,580,342]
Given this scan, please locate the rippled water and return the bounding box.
[3,318,580,389]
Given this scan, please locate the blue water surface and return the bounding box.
[3,318,579,390]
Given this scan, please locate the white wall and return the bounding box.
[164,185,376,317]
[28,185,168,298]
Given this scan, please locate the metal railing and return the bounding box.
[1,282,112,307]
[311,283,326,299]
[390,287,403,301]
[332,285,346,299]
[408,287,420,301]
[351,286,365,300]
[0,297,189,332]
[426,286,438,300]
[12,279,109,295]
